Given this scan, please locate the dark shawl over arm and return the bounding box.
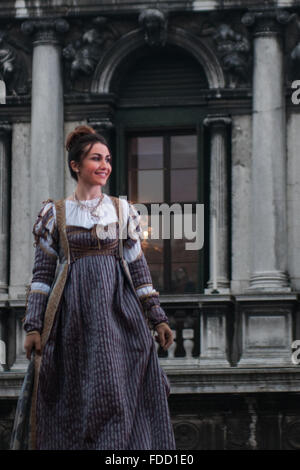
[23,200,59,334]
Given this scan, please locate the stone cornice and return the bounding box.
[0,1,299,17]
[165,367,300,394]
[3,367,300,397]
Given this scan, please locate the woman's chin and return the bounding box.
[91,178,108,186]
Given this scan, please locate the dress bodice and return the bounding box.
[66,222,120,263]
[32,194,143,265]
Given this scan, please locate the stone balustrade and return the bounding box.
[1,293,300,382]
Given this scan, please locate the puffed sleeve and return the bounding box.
[23,199,59,334]
[123,200,170,330]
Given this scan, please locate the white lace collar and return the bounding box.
[65,194,121,228]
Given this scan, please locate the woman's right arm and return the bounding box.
[23,200,59,359]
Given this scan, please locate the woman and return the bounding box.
[14,125,176,450]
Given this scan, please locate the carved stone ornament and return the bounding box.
[0,420,14,450]
[173,421,200,450]
[138,8,168,47]
[62,17,116,90]
[213,23,251,87]
[0,29,29,95]
[284,421,300,450]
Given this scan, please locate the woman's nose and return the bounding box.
[99,160,109,169]
[100,164,110,171]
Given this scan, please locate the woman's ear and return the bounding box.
[70,160,80,173]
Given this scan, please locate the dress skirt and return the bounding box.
[36,250,175,450]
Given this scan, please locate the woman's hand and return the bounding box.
[24,331,41,360]
[154,322,173,351]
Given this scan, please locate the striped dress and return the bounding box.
[23,195,176,450]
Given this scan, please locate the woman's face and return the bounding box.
[72,142,112,187]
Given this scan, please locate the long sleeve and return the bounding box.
[23,200,59,334]
[123,200,169,330]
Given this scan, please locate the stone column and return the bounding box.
[0,123,11,298]
[242,9,293,291]
[21,18,69,225]
[9,123,31,300]
[0,122,10,371]
[204,115,231,293]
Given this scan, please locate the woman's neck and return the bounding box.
[73,185,103,201]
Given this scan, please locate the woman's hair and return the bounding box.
[66,125,111,181]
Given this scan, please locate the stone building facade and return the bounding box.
[1,0,300,450]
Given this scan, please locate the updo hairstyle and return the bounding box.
[66,125,111,181]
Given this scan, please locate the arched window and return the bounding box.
[113,44,209,295]
[112,45,208,103]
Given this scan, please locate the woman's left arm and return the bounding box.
[123,201,173,349]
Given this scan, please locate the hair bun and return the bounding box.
[66,125,96,152]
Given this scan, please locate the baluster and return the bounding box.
[167,329,176,359]
[0,339,5,371]
[182,328,194,359]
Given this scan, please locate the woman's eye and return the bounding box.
[92,156,111,162]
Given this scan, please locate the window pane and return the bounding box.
[127,131,201,295]
[171,263,198,294]
[129,137,163,169]
[171,169,197,202]
[171,238,198,263]
[170,213,199,293]
[142,238,164,264]
[130,170,163,203]
[141,215,164,264]
[171,135,197,169]
[171,212,198,263]
[141,214,164,291]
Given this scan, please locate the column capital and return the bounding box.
[88,119,114,134]
[242,8,295,37]
[203,115,232,128]
[87,119,115,143]
[21,18,69,46]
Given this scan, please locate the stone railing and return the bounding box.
[1,292,300,393]
[2,292,300,451]
[157,293,300,371]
